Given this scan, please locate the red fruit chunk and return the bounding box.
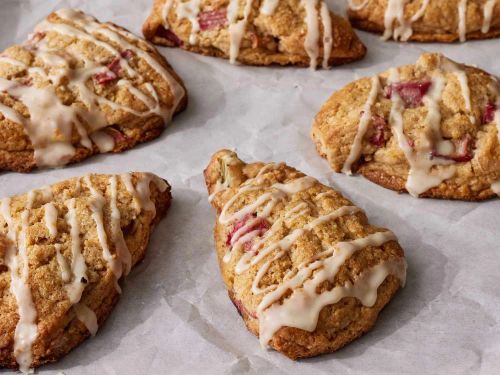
[407,138,415,148]
[105,127,129,144]
[431,134,474,163]
[385,81,432,108]
[93,56,123,86]
[226,213,270,250]
[482,102,497,124]
[231,298,257,319]
[93,71,117,85]
[199,10,227,31]
[369,114,388,147]
[27,31,46,45]
[157,26,183,46]
[120,49,134,60]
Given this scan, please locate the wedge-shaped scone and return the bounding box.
[0,8,187,172]
[204,150,406,359]
[0,172,171,372]
[143,0,366,68]
[347,0,500,42]
[312,53,500,200]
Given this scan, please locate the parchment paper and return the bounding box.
[1,0,499,374]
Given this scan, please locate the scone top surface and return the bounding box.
[347,0,500,42]
[0,8,187,172]
[143,0,366,68]
[312,52,500,200]
[205,150,406,359]
[0,173,171,371]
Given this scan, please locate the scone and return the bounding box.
[204,150,406,359]
[0,172,171,372]
[347,0,500,42]
[0,8,187,172]
[312,53,500,200]
[143,0,366,69]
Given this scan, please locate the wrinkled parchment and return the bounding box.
[1,0,499,373]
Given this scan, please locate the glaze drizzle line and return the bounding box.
[212,161,406,347]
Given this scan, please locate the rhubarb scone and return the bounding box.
[204,150,406,359]
[0,173,171,372]
[347,0,500,42]
[143,0,366,69]
[0,8,187,173]
[312,53,500,200]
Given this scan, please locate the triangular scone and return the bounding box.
[204,150,406,359]
[312,53,500,200]
[143,0,366,68]
[0,9,187,173]
[0,173,171,371]
[347,0,500,42]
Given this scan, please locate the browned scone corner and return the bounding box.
[311,52,500,200]
[143,0,366,69]
[0,172,171,371]
[0,8,187,173]
[346,0,500,42]
[204,150,407,359]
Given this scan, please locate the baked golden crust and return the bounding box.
[143,0,366,67]
[204,150,406,359]
[312,53,500,200]
[0,173,171,370]
[0,9,187,173]
[347,0,500,42]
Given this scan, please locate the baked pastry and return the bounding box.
[347,0,500,42]
[0,172,171,371]
[204,150,406,359]
[0,8,187,172]
[312,53,500,200]
[143,0,366,69]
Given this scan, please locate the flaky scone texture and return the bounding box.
[347,0,500,42]
[0,8,187,173]
[143,0,366,67]
[204,150,406,359]
[0,173,171,370]
[312,53,500,200]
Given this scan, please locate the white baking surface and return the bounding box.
[1,0,499,374]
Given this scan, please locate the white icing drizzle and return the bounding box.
[482,0,497,33]
[55,244,71,283]
[227,0,254,64]
[387,68,456,197]
[177,0,202,44]
[458,0,468,42]
[74,303,98,336]
[441,58,475,124]
[162,0,175,28]
[215,164,406,347]
[161,0,332,69]
[109,176,132,276]
[120,173,141,212]
[43,202,58,238]
[382,0,412,41]
[64,197,88,304]
[347,0,370,11]
[83,175,121,292]
[492,180,500,195]
[259,255,406,346]
[1,194,38,373]
[302,0,320,69]
[0,8,184,168]
[320,2,333,69]
[261,0,280,15]
[134,173,169,217]
[342,76,381,174]
[354,0,496,41]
